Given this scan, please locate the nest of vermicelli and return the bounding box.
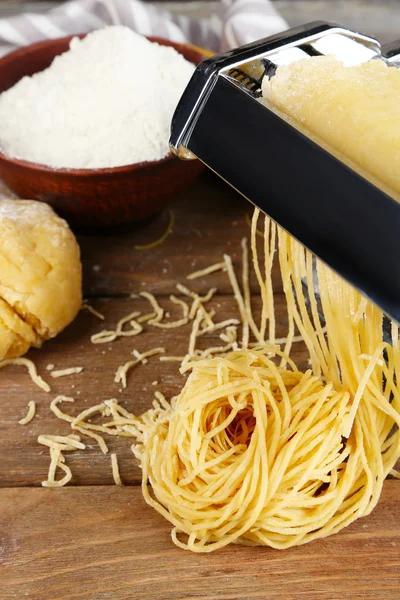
[130,211,400,552]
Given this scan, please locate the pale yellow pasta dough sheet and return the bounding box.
[262,56,400,198]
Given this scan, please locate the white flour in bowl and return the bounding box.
[0,26,195,169]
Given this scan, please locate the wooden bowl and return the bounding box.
[0,35,206,228]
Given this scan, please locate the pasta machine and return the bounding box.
[169,22,400,322]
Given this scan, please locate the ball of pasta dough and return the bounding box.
[0,199,82,360]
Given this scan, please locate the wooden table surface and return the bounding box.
[1,171,400,600]
[1,2,400,599]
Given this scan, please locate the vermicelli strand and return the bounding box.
[129,212,400,552]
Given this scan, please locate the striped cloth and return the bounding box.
[0,0,287,57]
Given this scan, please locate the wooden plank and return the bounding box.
[0,170,398,487]
[0,293,311,487]
[77,171,283,298]
[0,172,281,297]
[1,484,400,600]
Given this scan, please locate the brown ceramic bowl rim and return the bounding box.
[0,33,203,177]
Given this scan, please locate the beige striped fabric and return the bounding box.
[0,0,287,57]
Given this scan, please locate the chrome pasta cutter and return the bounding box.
[169,22,400,322]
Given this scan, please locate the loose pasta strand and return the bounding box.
[128,212,400,553]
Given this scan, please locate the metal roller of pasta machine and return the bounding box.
[169,21,400,322]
